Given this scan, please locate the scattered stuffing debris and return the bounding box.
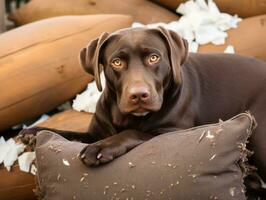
[72,73,105,113]
[160,189,165,195]
[80,176,85,182]
[62,159,70,166]
[57,173,61,181]
[198,130,206,143]
[132,0,241,52]
[22,114,49,129]
[0,135,38,174]
[18,152,36,173]
[30,164,37,175]
[224,45,235,54]
[12,114,49,130]
[128,162,135,168]
[189,174,200,178]
[48,144,61,153]
[97,153,103,159]
[229,187,236,196]
[0,137,26,171]
[209,154,217,161]
[206,130,215,139]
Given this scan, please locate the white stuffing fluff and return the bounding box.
[30,164,37,175]
[72,0,239,113]
[3,115,48,173]
[224,45,235,54]
[0,137,8,164]
[132,0,241,51]
[18,152,36,173]
[73,72,105,113]
[0,137,37,173]
[0,137,25,171]
[62,159,70,167]
[22,114,49,129]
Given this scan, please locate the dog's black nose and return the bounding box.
[128,85,150,104]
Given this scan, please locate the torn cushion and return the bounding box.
[35,113,255,199]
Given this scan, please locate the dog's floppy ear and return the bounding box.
[79,32,109,91]
[152,26,188,84]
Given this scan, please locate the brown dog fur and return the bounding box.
[22,27,266,187]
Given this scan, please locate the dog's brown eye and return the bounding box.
[111,58,124,69]
[149,54,159,63]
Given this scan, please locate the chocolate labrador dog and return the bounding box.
[21,27,266,184]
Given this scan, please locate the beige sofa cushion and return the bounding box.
[0,14,132,131]
[8,0,178,25]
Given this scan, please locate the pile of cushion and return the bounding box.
[0,0,265,199]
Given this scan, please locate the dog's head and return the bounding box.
[80,27,188,116]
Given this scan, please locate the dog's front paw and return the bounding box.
[16,127,44,150]
[16,127,42,148]
[79,141,127,167]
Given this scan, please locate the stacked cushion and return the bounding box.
[0,165,36,200]
[0,14,133,131]
[8,0,179,25]
[38,109,93,133]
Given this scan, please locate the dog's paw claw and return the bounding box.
[79,144,101,166]
[79,143,123,167]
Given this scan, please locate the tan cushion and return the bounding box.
[0,165,36,200]
[8,0,178,26]
[0,110,93,200]
[199,15,266,62]
[38,109,93,133]
[150,0,266,18]
[35,113,255,199]
[0,14,132,132]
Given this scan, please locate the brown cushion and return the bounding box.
[0,14,132,132]
[0,165,36,200]
[38,110,93,133]
[35,113,255,199]
[0,110,93,200]
[199,15,266,62]
[8,0,178,26]
[150,0,266,18]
